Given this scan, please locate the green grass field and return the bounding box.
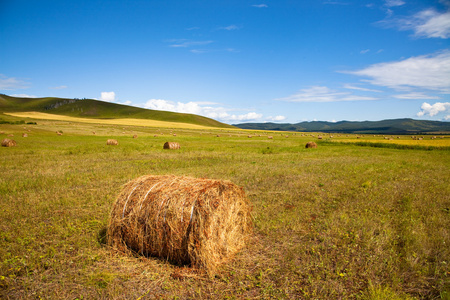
[1,118,449,299]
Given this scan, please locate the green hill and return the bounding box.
[0,94,234,128]
[235,119,450,134]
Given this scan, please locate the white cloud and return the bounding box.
[0,74,29,90]
[343,51,450,92]
[11,94,37,98]
[267,115,287,122]
[384,0,405,7]
[143,99,263,122]
[360,49,370,54]
[445,115,450,120]
[167,39,213,48]
[394,92,441,99]
[49,85,68,90]
[343,84,382,92]
[276,86,378,102]
[220,25,240,31]
[417,102,450,117]
[100,91,116,102]
[381,9,450,39]
[252,4,268,8]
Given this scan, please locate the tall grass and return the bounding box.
[0,121,449,299]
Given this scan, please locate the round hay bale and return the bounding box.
[107,139,119,146]
[133,135,138,139]
[305,141,317,149]
[107,175,252,275]
[163,142,180,150]
[1,138,17,147]
[317,136,323,139]
[22,133,28,137]
[268,136,273,139]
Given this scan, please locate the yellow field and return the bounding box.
[338,137,450,147]
[5,111,226,130]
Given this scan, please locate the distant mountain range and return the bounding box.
[2,94,449,134]
[234,119,450,134]
[0,94,233,129]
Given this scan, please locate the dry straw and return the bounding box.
[305,141,317,148]
[107,175,252,275]
[107,139,119,145]
[163,142,180,150]
[1,138,17,147]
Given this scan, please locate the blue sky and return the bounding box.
[1,0,449,124]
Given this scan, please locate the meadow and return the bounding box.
[0,118,449,299]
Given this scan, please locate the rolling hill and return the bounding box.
[235,119,450,134]
[0,94,234,129]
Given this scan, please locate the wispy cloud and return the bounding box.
[252,4,268,8]
[49,85,68,90]
[190,48,239,54]
[394,92,441,99]
[0,74,30,90]
[219,25,241,31]
[143,99,263,122]
[360,49,370,54]
[379,9,450,39]
[343,84,382,92]
[342,50,450,93]
[11,94,36,98]
[167,39,214,48]
[417,102,450,117]
[276,86,378,102]
[384,0,405,7]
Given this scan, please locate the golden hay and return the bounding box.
[107,139,119,145]
[133,135,138,139]
[107,175,252,275]
[22,133,28,137]
[1,138,17,147]
[163,142,180,150]
[305,141,317,149]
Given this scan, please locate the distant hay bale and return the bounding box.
[318,136,323,139]
[107,175,252,275]
[248,135,252,138]
[268,136,273,139]
[305,141,317,149]
[22,133,28,137]
[154,134,158,137]
[163,142,180,150]
[107,139,119,146]
[133,135,138,139]
[1,138,17,147]
[7,134,14,137]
